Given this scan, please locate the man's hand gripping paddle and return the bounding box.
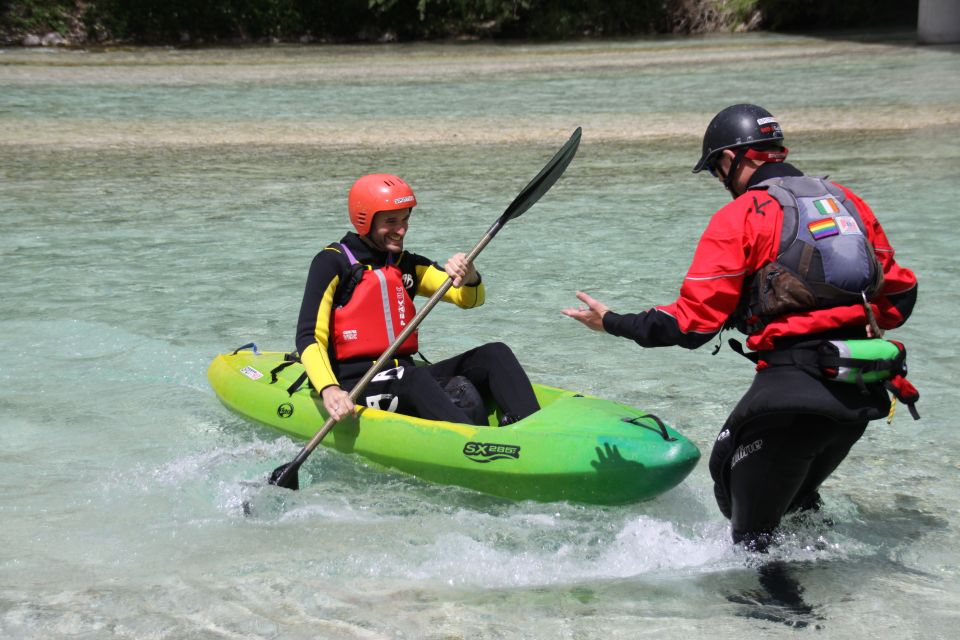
[268,127,582,490]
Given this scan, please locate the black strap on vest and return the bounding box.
[728,338,760,363]
[728,338,917,418]
[730,338,873,390]
[332,242,371,308]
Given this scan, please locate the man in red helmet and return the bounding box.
[296,173,540,427]
[563,104,918,550]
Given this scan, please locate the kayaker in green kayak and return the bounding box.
[295,173,540,426]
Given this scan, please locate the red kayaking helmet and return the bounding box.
[348,174,417,236]
[692,104,787,174]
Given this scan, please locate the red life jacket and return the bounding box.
[331,244,418,360]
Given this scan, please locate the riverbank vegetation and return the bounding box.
[1,0,918,46]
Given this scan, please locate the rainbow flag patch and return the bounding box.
[808,218,840,239]
[813,197,841,215]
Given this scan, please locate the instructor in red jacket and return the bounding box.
[563,104,918,550]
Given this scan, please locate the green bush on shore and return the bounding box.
[0,0,919,46]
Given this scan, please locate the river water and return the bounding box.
[2,31,959,638]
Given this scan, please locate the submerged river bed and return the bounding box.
[2,32,959,638]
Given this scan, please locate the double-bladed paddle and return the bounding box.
[269,127,582,490]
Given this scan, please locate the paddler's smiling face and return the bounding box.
[366,208,411,254]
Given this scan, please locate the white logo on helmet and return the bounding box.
[394,196,414,205]
[756,117,778,125]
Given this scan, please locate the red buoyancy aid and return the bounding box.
[331,245,419,360]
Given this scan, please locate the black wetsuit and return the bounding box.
[295,232,539,425]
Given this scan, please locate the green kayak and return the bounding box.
[208,347,700,505]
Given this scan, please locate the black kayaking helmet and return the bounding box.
[692,103,786,174]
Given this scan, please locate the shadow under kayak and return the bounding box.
[208,348,701,505]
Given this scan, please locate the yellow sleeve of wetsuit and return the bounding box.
[416,264,485,308]
[301,274,340,392]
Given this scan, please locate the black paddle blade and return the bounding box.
[268,462,300,490]
[501,127,582,224]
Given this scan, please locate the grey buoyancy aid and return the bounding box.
[731,176,884,333]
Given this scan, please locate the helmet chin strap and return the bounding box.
[722,148,749,199]
[717,146,788,199]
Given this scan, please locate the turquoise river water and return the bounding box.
[2,31,959,639]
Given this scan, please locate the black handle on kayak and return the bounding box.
[269,127,582,491]
[621,414,675,442]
